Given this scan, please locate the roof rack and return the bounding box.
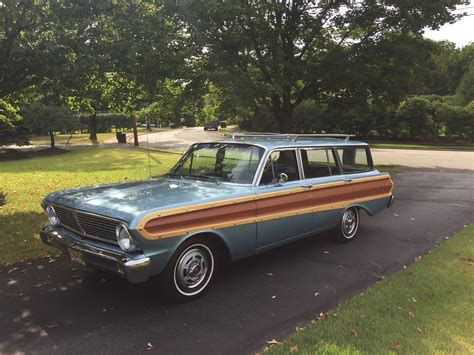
[228,132,354,143]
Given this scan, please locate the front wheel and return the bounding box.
[163,240,216,301]
[335,207,360,243]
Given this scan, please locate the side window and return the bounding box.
[301,149,340,179]
[259,150,300,185]
[336,147,372,173]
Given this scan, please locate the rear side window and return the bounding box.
[301,149,340,179]
[260,150,300,185]
[336,147,373,173]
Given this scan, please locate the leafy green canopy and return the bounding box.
[178,0,467,132]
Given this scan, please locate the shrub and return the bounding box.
[0,99,25,146]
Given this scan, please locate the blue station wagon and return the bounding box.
[40,133,394,300]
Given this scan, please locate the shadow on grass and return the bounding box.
[0,211,51,265]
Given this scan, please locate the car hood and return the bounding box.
[43,178,254,223]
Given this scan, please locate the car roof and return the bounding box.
[202,138,369,150]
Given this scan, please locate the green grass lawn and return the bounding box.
[0,147,179,265]
[29,132,118,145]
[264,224,474,354]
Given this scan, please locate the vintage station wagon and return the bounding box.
[40,134,394,300]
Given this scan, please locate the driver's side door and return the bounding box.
[254,149,313,250]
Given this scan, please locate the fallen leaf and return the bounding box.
[415,256,422,262]
[33,283,43,288]
[266,272,274,277]
[314,292,320,297]
[444,236,449,240]
[271,295,276,299]
[295,326,305,332]
[146,342,154,351]
[323,250,330,254]
[411,297,417,303]
[393,213,399,217]
[390,342,401,350]
[7,267,19,274]
[46,324,58,329]
[396,305,403,310]
[351,329,358,337]
[408,311,416,318]
[403,265,407,269]
[416,326,423,334]
[266,339,282,345]
[377,275,385,281]
[290,345,299,353]
[410,217,415,220]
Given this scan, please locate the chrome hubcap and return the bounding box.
[342,209,357,237]
[175,247,210,291]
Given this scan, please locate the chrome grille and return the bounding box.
[76,212,118,241]
[53,204,120,244]
[54,205,81,231]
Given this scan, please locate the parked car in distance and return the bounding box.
[40,133,394,300]
[204,120,218,131]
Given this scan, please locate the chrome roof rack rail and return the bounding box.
[228,133,354,142]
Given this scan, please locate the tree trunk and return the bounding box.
[131,112,139,146]
[89,110,98,142]
[278,95,294,133]
[49,130,55,149]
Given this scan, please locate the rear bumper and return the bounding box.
[40,225,151,283]
[387,194,395,208]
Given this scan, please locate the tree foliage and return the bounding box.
[178,0,466,132]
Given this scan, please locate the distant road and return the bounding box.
[123,127,474,170]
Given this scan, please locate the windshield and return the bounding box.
[169,143,265,184]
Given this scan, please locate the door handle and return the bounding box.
[302,184,313,189]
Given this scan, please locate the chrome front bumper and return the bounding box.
[40,225,151,283]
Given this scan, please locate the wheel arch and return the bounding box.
[346,203,371,216]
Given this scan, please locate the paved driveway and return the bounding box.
[1,168,473,354]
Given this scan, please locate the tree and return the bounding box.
[22,103,77,148]
[456,61,474,105]
[179,0,467,132]
[0,98,22,145]
[0,0,74,98]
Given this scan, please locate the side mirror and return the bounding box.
[278,172,289,184]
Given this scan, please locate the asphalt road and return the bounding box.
[109,127,474,170]
[1,168,473,354]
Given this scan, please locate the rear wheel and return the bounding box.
[335,207,360,242]
[163,239,217,301]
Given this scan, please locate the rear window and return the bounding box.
[301,148,340,179]
[335,147,372,173]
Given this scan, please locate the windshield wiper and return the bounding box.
[165,173,184,180]
[184,174,221,184]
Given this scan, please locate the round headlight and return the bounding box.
[116,224,138,252]
[46,205,61,226]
